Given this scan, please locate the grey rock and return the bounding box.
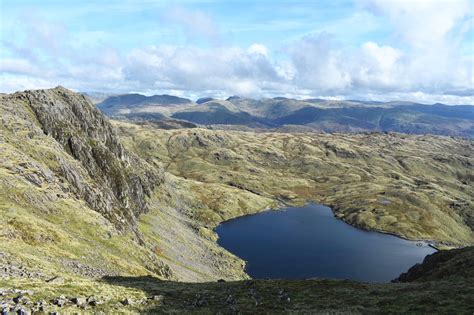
[87,296,101,306]
[16,307,30,315]
[277,288,290,303]
[13,295,24,304]
[70,296,86,306]
[21,87,164,231]
[191,294,207,307]
[225,294,236,305]
[52,296,67,307]
[121,298,133,306]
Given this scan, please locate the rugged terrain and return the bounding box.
[114,121,474,247]
[1,87,473,313]
[96,93,474,137]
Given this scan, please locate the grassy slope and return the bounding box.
[114,122,473,247]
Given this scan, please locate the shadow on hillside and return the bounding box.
[100,275,318,313]
[100,275,250,313]
[100,265,474,314]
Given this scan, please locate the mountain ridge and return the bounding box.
[96,93,474,138]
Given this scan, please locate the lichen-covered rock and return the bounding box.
[8,86,164,230]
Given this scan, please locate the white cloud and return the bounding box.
[355,42,403,89]
[248,43,268,56]
[288,33,352,92]
[123,45,286,97]
[0,1,472,104]
[363,0,470,49]
[0,58,41,76]
[164,6,220,42]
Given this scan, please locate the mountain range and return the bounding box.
[95,94,474,137]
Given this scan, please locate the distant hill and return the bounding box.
[97,93,474,137]
[196,97,215,104]
[97,93,192,116]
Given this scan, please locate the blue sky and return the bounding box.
[1,0,473,103]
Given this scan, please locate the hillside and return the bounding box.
[97,94,474,137]
[0,87,473,313]
[114,122,474,248]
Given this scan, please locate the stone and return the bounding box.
[225,295,236,305]
[16,307,30,315]
[121,298,133,306]
[191,294,207,307]
[53,296,67,307]
[277,288,290,303]
[70,297,86,306]
[13,295,25,304]
[87,296,100,306]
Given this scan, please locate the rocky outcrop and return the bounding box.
[10,87,163,230]
[394,246,474,282]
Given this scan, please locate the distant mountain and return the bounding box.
[97,93,192,116]
[97,93,474,137]
[196,97,215,104]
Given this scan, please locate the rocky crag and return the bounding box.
[20,87,162,230]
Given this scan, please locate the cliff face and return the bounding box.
[16,87,163,229]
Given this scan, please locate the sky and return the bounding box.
[0,0,473,104]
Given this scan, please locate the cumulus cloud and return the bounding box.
[0,1,473,104]
[363,0,470,49]
[247,43,269,56]
[123,44,287,96]
[359,0,473,95]
[288,33,351,92]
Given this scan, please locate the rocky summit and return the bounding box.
[0,87,473,314]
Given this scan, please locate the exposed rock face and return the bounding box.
[9,87,163,230]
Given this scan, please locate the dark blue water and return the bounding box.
[216,203,436,283]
